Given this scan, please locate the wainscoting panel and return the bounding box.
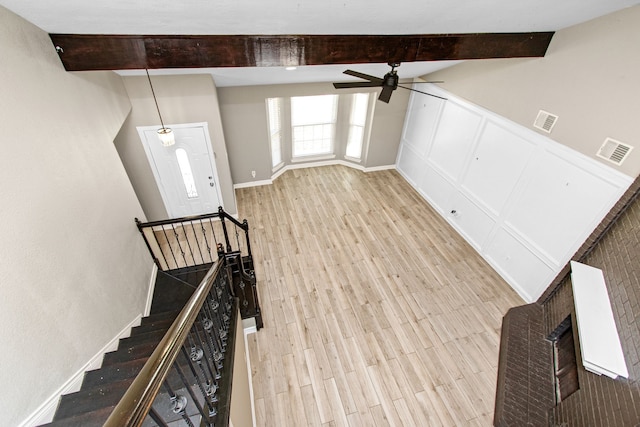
[397,84,633,302]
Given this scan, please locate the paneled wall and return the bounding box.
[396,85,632,301]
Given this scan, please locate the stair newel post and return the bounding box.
[218,206,232,252]
[135,218,161,269]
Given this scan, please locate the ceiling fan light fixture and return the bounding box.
[145,69,175,147]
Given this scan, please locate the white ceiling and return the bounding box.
[2,0,638,86]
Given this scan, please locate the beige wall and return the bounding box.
[423,5,640,178]
[115,74,237,220]
[0,6,153,426]
[217,82,410,185]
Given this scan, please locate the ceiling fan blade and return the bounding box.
[378,86,394,103]
[333,81,383,89]
[397,85,447,101]
[343,70,384,83]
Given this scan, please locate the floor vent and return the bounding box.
[596,138,633,165]
[533,110,558,133]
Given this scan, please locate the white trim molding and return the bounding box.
[144,263,159,317]
[19,315,143,427]
[233,160,396,189]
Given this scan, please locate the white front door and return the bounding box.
[138,122,223,218]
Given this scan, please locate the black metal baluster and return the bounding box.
[203,295,226,367]
[219,207,232,252]
[153,228,172,271]
[198,219,213,263]
[176,345,217,418]
[234,225,242,255]
[195,320,221,379]
[163,380,194,427]
[147,407,169,427]
[160,226,179,270]
[174,349,214,423]
[180,221,197,266]
[135,218,162,269]
[171,224,188,268]
[189,220,206,265]
[209,218,221,257]
[242,218,253,261]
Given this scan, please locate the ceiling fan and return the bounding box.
[332,62,446,104]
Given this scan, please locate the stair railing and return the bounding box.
[136,206,262,329]
[104,259,238,427]
[135,207,252,272]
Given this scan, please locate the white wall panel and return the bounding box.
[461,121,536,215]
[401,92,444,157]
[485,229,555,301]
[428,102,482,182]
[419,166,455,214]
[396,144,425,187]
[447,192,496,250]
[397,84,632,302]
[505,150,621,265]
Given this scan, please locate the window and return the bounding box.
[175,148,198,198]
[346,93,370,160]
[291,94,338,158]
[266,98,283,168]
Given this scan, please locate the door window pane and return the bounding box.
[175,148,198,198]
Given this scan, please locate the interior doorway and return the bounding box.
[138,122,223,218]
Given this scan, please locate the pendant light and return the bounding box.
[145,69,175,147]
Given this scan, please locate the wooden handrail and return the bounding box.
[104,261,223,427]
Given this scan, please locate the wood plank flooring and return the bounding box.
[235,165,524,427]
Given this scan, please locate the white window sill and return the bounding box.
[291,154,336,163]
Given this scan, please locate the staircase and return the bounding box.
[39,266,211,426]
[38,208,260,426]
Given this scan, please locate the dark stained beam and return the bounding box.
[49,33,554,71]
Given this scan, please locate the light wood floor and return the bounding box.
[235,165,524,427]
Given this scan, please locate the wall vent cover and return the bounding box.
[533,110,558,133]
[596,138,633,165]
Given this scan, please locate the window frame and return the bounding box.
[290,94,339,160]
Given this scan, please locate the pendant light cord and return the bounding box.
[145,69,166,129]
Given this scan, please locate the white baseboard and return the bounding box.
[363,164,396,172]
[144,263,159,317]
[234,179,273,190]
[233,161,396,189]
[243,327,257,427]
[20,314,143,427]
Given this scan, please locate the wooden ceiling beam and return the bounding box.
[49,33,554,71]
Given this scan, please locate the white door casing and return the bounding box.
[138,122,224,218]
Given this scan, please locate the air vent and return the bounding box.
[533,110,558,133]
[596,138,633,165]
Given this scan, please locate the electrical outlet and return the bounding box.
[251,170,256,178]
